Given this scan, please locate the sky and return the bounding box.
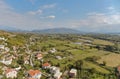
[0,0,120,32]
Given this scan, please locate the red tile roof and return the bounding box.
[42,62,51,67]
[28,70,41,77]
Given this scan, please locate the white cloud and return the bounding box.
[41,3,57,9]
[39,15,56,19]
[28,0,36,4]
[28,3,56,16]
[107,6,115,10]
[47,15,56,19]
[0,0,55,30]
[0,0,13,10]
[28,9,43,15]
[107,14,120,24]
[69,13,108,27]
[67,13,120,32]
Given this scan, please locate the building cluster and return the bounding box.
[0,36,77,79]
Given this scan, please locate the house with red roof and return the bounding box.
[27,69,41,79]
[42,62,51,69]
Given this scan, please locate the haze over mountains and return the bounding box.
[32,28,82,34]
[0,26,120,34]
[0,26,82,34]
[0,26,19,31]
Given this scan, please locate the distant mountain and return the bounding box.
[0,26,19,31]
[0,26,27,32]
[109,33,120,36]
[32,28,82,34]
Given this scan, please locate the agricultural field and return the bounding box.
[98,53,120,67]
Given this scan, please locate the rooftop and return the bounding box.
[28,70,41,77]
[43,62,51,67]
[36,54,42,58]
[70,69,77,73]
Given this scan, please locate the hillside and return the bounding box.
[32,28,82,34]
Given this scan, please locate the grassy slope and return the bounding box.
[93,39,114,45]
[98,53,120,67]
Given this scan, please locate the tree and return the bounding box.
[88,68,96,76]
[17,56,24,65]
[75,60,83,70]
[114,42,120,53]
[56,63,60,67]
[95,45,101,50]
[85,56,101,63]
[75,60,84,78]
[103,61,106,66]
[41,46,47,52]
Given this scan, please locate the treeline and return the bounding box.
[84,34,120,42]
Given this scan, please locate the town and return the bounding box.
[0,30,120,79]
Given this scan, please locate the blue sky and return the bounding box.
[0,0,120,32]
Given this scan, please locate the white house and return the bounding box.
[50,66,60,74]
[50,66,62,79]
[54,72,62,79]
[69,69,77,77]
[49,48,56,53]
[0,37,5,40]
[56,56,62,60]
[5,69,17,78]
[4,47,10,52]
[0,58,12,65]
[27,69,41,79]
[0,45,5,50]
[24,60,29,64]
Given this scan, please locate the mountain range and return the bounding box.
[0,26,120,34]
[32,28,82,34]
[0,26,82,34]
[0,26,19,31]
